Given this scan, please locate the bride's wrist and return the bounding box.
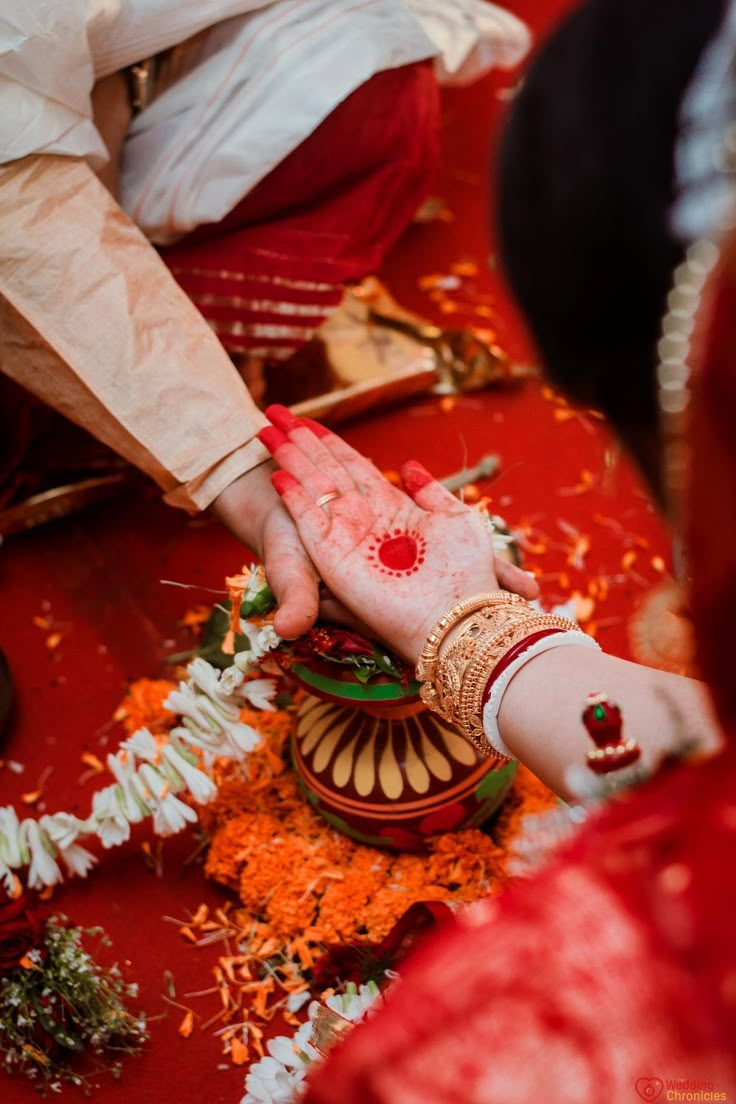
[415,594,587,758]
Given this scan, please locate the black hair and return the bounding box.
[498,0,725,445]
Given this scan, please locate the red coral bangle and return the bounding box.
[481,629,564,710]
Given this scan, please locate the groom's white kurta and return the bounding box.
[0,1,529,509]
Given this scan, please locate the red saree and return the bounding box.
[300,232,736,1104]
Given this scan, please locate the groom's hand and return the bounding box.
[211,462,320,638]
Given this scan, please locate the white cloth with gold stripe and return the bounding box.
[0,0,530,241]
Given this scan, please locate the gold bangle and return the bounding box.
[415,591,530,684]
[457,614,580,755]
[426,603,537,724]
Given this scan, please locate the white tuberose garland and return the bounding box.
[242,982,382,1104]
[0,570,281,893]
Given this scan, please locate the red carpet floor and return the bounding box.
[0,1,674,1099]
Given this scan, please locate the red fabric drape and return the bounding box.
[160,62,440,360]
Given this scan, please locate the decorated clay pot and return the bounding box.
[288,659,516,851]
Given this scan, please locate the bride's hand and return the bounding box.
[258,406,538,665]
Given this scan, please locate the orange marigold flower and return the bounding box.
[185,688,559,1033]
[115,678,176,735]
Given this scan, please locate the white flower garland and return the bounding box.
[242,983,382,1104]
[0,569,281,894]
[1,567,394,1104]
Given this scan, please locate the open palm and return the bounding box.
[258,406,536,664]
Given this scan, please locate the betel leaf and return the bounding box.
[473,761,517,805]
[240,584,276,619]
[369,645,405,681]
[199,603,251,668]
[293,646,401,684]
[352,663,374,684]
[311,647,405,685]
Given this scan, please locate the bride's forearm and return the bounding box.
[497,646,723,800]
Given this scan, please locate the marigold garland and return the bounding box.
[203,704,555,947]
[153,690,557,1076]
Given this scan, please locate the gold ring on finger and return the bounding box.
[315,491,341,510]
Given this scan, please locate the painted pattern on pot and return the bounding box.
[292,693,516,850]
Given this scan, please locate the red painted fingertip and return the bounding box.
[401,460,436,497]
[258,425,289,453]
[265,403,300,432]
[271,470,299,497]
[301,416,332,439]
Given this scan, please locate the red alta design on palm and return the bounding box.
[367,530,426,576]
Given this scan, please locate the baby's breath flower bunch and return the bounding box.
[1,916,146,1092]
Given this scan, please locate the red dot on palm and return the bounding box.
[367,529,426,576]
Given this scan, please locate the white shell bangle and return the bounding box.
[481,631,602,759]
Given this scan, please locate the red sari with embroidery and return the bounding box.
[301,228,736,1104]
